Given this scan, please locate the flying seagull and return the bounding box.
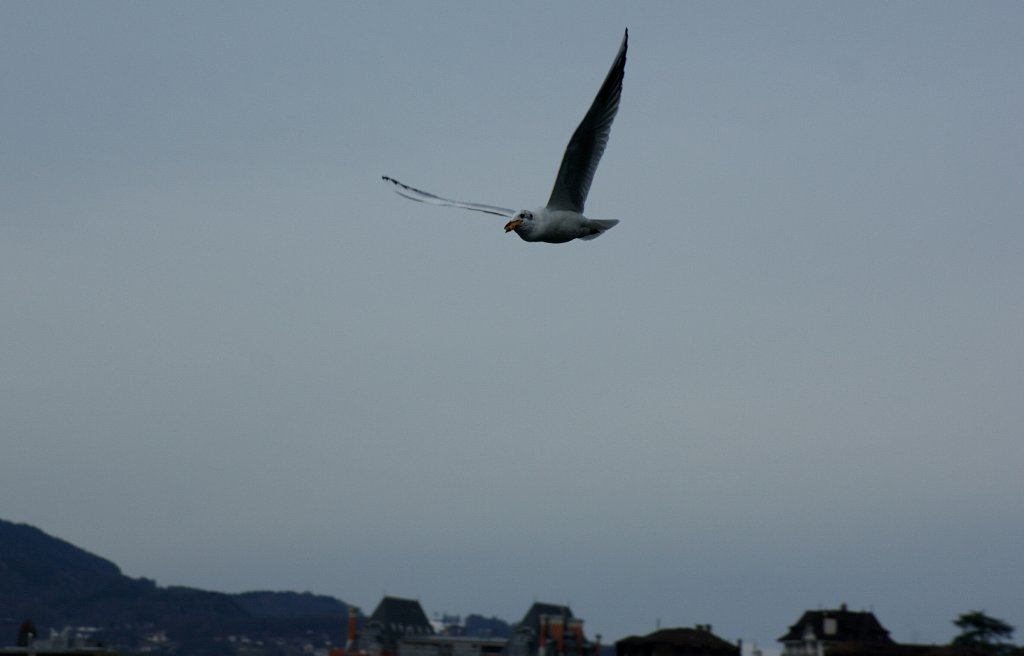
[383,29,628,243]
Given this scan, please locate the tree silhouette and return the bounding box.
[952,611,1015,654]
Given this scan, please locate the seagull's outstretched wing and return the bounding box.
[382,176,515,218]
[546,29,628,214]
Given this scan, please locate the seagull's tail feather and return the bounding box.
[579,219,620,241]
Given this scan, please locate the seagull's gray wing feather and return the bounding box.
[382,176,515,218]
[546,29,627,214]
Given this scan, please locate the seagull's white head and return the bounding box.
[504,210,534,235]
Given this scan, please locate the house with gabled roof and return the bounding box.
[336,596,506,656]
[779,605,894,656]
[506,602,600,656]
[616,626,740,656]
[351,596,435,656]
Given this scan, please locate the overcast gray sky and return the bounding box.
[2,1,1022,652]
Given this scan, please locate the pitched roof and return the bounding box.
[517,602,576,635]
[369,596,435,636]
[778,608,893,644]
[617,628,738,656]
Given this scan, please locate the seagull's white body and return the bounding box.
[383,29,628,244]
[513,208,621,244]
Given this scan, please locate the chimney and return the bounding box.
[346,606,360,651]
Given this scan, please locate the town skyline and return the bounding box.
[2,517,1015,656]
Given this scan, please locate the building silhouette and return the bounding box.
[616,626,740,656]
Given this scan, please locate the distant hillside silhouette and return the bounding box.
[0,518,348,653]
[464,614,515,638]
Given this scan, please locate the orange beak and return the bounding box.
[504,219,524,233]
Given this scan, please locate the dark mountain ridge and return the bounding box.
[0,518,348,653]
